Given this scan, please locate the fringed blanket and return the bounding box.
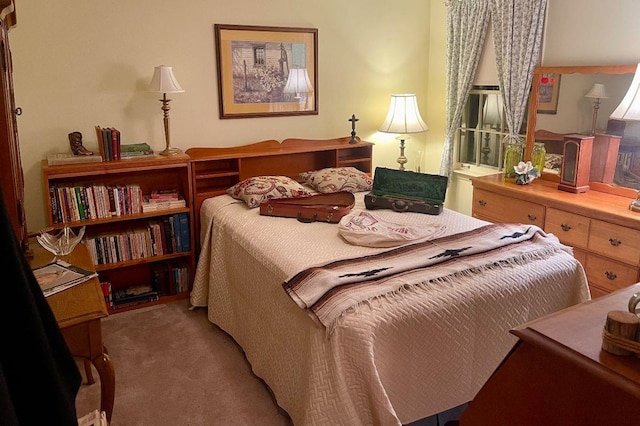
[284,223,570,329]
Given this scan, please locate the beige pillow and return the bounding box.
[300,167,372,193]
[227,175,311,208]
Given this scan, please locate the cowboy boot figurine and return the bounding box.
[68,131,93,156]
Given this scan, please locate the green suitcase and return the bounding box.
[364,167,448,215]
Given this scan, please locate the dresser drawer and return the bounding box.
[473,189,545,227]
[573,248,587,269]
[545,208,589,249]
[588,219,640,265]
[585,253,639,293]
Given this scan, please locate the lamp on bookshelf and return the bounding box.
[147,65,184,156]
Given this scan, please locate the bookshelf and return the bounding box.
[41,153,194,312]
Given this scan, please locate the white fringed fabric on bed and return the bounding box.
[190,193,589,426]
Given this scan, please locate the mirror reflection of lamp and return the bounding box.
[610,63,640,211]
[283,68,313,100]
[585,83,609,135]
[482,94,503,165]
[378,94,428,171]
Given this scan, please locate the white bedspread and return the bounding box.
[190,193,590,425]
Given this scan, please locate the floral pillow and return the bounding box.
[299,167,372,193]
[227,175,311,208]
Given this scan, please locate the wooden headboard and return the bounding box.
[186,136,374,244]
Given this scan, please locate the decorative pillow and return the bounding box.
[227,175,311,208]
[299,167,372,193]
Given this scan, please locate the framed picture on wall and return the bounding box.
[214,24,318,119]
[537,73,561,114]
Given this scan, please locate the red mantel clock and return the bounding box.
[558,134,594,193]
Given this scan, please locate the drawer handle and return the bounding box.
[478,199,486,207]
[560,224,571,232]
[605,271,617,281]
[609,238,621,247]
[527,214,537,221]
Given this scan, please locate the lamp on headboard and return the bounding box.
[379,94,428,171]
[610,62,640,211]
[148,65,185,156]
[585,83,608,135]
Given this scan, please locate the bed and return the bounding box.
[187,138,590,425]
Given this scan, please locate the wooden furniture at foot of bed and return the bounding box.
[459,283,640,426]
[186,136,373,248]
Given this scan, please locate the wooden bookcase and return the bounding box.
[41,153,194,313]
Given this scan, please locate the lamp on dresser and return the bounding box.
[148,65,184,156]
[609,62,640,212]
[379,94,428,171]
[585,83,608,135]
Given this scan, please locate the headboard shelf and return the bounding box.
[186,136,374,247]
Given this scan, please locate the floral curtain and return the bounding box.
[439,0,490,180]
[489,0,547,145]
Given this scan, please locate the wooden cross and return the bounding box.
[348,114,359,144]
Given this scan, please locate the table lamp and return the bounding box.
[610,63,640,211]
[379,94,428,171]
[148,65,184,156]
[482,94,503,164]
[585,83,608,135]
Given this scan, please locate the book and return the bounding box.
[47,153,103,166]
[110,127,121,161]
[178,212,190,252]
[173,213,183,252]
[141,195,186,212]
[121,142,152,153]
[121,151,155,159]
[150,189,179,200]
[32,259,98,297]
[112,285,159,309]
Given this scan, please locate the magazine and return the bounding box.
[32,259,98,297]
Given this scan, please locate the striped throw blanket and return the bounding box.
[283,223,570,330]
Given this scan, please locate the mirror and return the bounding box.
[525,64,640,193]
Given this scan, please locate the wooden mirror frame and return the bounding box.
[525,64,638,196]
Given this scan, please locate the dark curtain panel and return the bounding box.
[0,191,81,426]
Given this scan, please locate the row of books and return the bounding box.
[95,126,155,161]
[50,183,144,224]
[151,260,190,296]
[98,260,190,311]
[84,213,190,266]
[95,126,122,161]
[49,184,186,224]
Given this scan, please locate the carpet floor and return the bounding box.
[74,299,291,426]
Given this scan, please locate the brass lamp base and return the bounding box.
[160,146,181,156]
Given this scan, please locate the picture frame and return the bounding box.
[537,73,561,114]
[214,24,318,119]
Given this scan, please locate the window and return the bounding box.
[254,46,266,66]
[456,86,528,171]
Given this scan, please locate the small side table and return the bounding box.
[29,241,115,423]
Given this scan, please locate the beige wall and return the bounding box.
[10,0,640,231]
[11,0,433,231]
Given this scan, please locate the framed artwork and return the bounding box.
[214,24,318,119]
[537,73,561,114]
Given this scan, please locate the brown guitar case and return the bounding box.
[259,191,355,223]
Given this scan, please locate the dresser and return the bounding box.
[471,174,640,297]
[459,283,640,426]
